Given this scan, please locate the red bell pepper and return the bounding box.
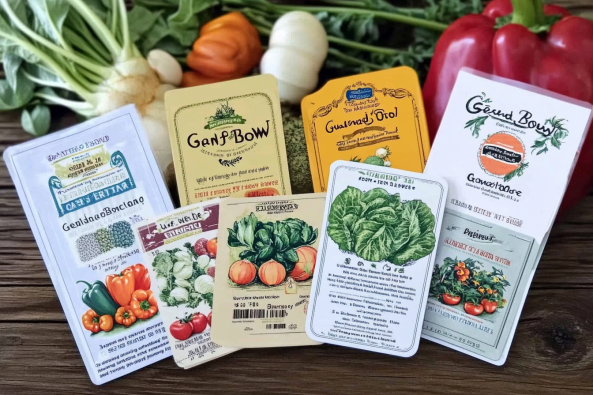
[423,0,593,215]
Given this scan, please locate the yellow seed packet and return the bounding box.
[165,74,292,206]
[301,66,431,192]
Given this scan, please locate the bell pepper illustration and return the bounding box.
[105,271,136,306]
[76,280,119,317]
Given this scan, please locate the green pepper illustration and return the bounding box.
[76,280,119,316]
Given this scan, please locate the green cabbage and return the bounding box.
[194,275,214,294]
[173,251,193,279]
[196,254,210,270]
[170,287,189,302]
[155,275,168,290]
[327,187,436,265]
[175,278,192,289]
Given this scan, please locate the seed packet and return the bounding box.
[3,105,174,385]
[165,74,292,206]
[134,198,237,368]
[211,193,326,348]
[306,160,448,357]
[421,68,593,365]
[301,66,431,193]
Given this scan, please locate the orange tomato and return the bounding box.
[258,260,286,286]
[229,260,257,285]
[184,12,262,87]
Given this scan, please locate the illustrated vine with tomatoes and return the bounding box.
[429,257,510,317]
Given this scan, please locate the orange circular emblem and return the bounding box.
[478,132,525,177]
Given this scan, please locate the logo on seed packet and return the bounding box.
[346,87,373,101]
[48,145,136,217]
[204,101,247,129]
[478,132,527,181]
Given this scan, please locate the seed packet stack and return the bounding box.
[4,105,174,384]
[421,68,592,365]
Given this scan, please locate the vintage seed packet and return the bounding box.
[211,193,326,348]
[165,74,292,206]
[301,66,431,193]
[306,160,448,357]
[3,105,174,385]
[422,68,593,365]
[134,198,237,369]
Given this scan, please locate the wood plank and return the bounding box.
[1,286,593,394]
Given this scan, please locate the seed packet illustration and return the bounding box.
[422,68,593,365]
[211,193,326,348]
[165,74,291,205]
[134,198,238,369]
[306,160,448,357]
[3,105,174,385]
[301,66,431,192]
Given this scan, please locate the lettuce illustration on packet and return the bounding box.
[327,187,436,265]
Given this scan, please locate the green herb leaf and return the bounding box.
[464,115,488,137]
[21,104,51,136]
[0,72,35,111]
[28,0,70,44]
[127,5,162,43]
[503,162,529,182]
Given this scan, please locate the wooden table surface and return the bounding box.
[3,2,593,394]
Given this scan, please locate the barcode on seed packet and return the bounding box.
[266,324,287,330]
[232,309,288,319]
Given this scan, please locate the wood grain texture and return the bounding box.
[2,1,593,393]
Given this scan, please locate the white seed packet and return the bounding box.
[306,160,448,357]
[133,198,238,369]
[4,105,174,385]
[421,68,593,365]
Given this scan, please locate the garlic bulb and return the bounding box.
[260,11,328,104]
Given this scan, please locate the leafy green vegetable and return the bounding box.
[152,243,211,307]
[131,0,219,57]
[227,213,318,274]
[223,0,483,81]
[21,104,50,136]
[387,200,436,265]
[327,187,435,265]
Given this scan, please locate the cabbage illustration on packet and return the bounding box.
[326,186,436,266]
[306,160,448,358]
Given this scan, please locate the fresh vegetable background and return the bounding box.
[2,0,593,210]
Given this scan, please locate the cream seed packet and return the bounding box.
[134,198,237,369]
[165,74,291,205]
[421,68,592,365]
[4,105,173,384]
[306,161,448,357]
[211,194,326,348]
